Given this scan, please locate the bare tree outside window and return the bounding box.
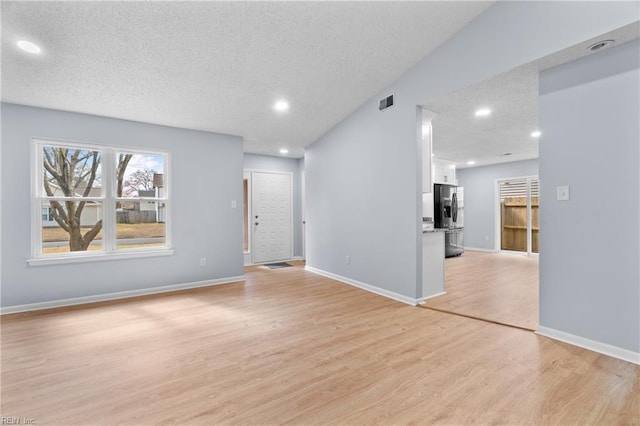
[42,146,132,252]
[116,153,133,208]
[43,146,102,251]
[37,142,168,258]
[124,168,156,197]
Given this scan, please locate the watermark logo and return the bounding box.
[1,417,35,425]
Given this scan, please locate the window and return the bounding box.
[31,139,171,264]
[41,206,53,222]
[498,177,539,254]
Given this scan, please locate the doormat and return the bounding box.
[263,262,294,269]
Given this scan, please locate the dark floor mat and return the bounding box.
[263,262,294,269]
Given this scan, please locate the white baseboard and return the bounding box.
[292,256,305,261]
[0,275,246,315]
[536,326,639,365]
[417,291,447,304]
[305,266,418,306]
[464,247,497,253]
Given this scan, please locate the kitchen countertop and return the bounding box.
[423,226,446,233]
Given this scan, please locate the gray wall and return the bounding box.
[305,2,637,301]
[243,153,304,258]
[539,39,640,352]
[457,159,538,250]
[1,103,244,308]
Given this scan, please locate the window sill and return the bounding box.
[27,248,174,266]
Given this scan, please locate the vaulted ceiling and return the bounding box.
[6,3,636,166]
[2,1,492,158]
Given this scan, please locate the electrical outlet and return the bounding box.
[200,257,206,267]
[345,255,350,265]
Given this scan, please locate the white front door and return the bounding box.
[252,171,292,263]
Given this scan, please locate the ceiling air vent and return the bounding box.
[379,94,394,111]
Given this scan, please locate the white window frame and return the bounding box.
[28,138,173,266]
[494,175,539,256]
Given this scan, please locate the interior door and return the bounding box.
[251,171,292,263]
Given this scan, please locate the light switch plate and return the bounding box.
[231,200,237,208]
[557,185,570,201]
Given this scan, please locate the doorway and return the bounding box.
[419,62,542,330]
[497,177,539,255]
[246,171,293,264]
[423,175,541,330]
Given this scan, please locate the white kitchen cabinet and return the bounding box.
[443,166,455,184]
[432,159,456,185]
[433,163,444,185]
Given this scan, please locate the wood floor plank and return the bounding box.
[424,251,539,330]
[1,262,638,425]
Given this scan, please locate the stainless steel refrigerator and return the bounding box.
[434,183,464,257]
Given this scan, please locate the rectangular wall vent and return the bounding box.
[378,94,394,111]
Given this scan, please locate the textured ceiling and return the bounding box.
[424,21,639,169]
[1,1,492,158]
[424,63,540,169]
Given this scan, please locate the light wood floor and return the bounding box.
[2,262,638,425]
[424,251,539,330]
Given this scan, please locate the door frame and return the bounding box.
[243,169,294,265]
[243,171,252,265]
[494,174,539,256]
[301,169,306,260]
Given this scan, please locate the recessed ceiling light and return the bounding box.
[17,40,41,54]
[467,160,476,165]
[279,148,289,154]
[474,108,491,117]
[587,39,615,52]
[531,130,542,138]
[274,100,289,112]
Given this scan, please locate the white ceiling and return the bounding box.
[424,63,540,168]
[1,1,492,158]
[424,21,640,169]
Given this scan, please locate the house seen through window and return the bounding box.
[34,139,169,260]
